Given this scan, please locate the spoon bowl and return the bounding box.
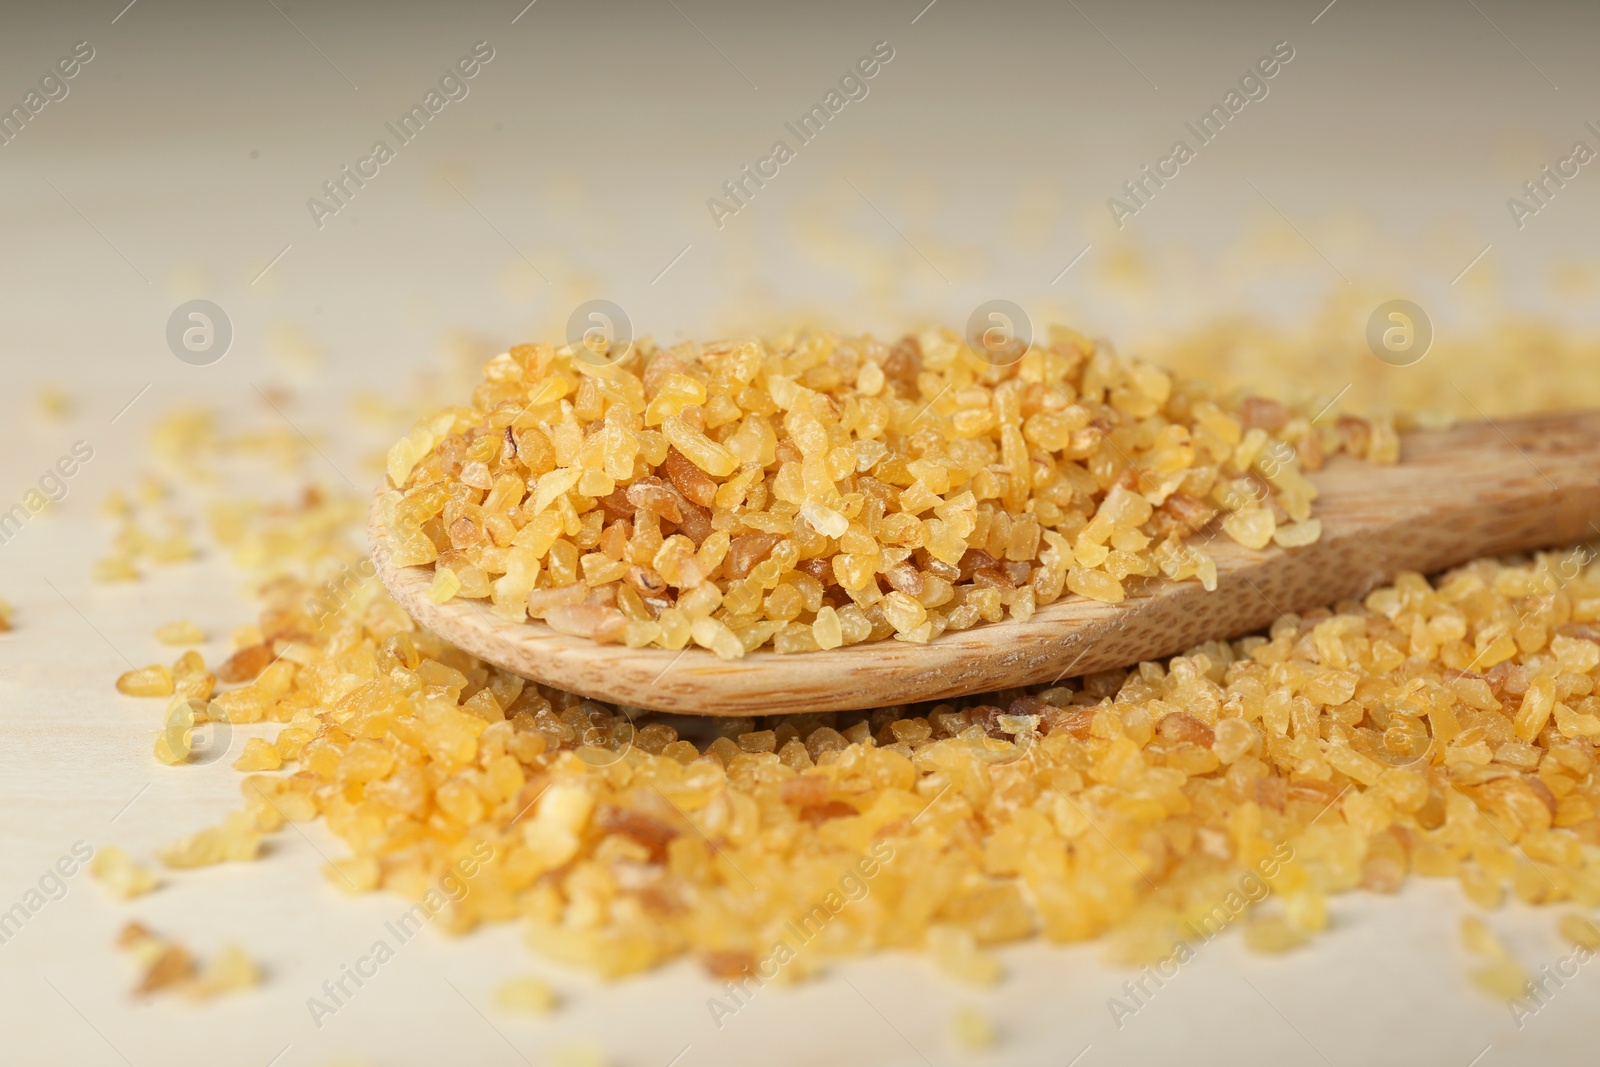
[370,410,1600,716]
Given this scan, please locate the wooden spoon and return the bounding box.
[370,409,1600,716]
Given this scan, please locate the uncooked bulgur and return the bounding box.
[116,921,260,998]
[119,457,1600,982]
[105,308,1598,1002]
[89,847,161,900]
[380,329,1390,656]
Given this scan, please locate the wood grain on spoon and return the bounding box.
[370,410,1600,716]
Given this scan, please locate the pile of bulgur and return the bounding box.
[118,452,1600,990]
[379,329,1397,657]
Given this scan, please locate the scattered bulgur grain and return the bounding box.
[171,650,216,701]
[952,1005,997,1051]
[136,943,196,995]
[324,856,381,893]
[116,664,174,697]
[1465,921,1510,959]
[232,738,282,771]
[494,976,559,1014]
[1284,890,1328,933]
[90,847,161,899]
[155,619,206,644]
[92,557,139,583]
[1243,915,1309,953]
[216,643,273,683]
[116,923,259,998]
[1470,957,1531,999]
[117,921,158,953]
[157,812,262,869]
[153,725,189,765]
[1460,916,1530,997]
[94,480,202,580]
[926,924,1004,986]
[1558,912,1600,950]
[195,944,262,995]
[189,541,1591,980]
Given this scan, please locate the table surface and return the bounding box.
[4,1,1600,1064]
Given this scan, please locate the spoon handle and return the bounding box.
[1110,408,1600,677]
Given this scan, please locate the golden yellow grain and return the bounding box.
[494,976,559,1014]
[1244,915,1310,953]
[952,1005,997,1051]
[37,385,71,420]
[428,567,463,604]
[116,664,174,697]
[157,812,262,869]
[1461,916,1508,959]
[324,857,381,894]
[381,329,1356,655]
[1558,912,1600,950]
[114,378,1600,990]
[90,847,161,899]
[155,620,206,645]
[189,541,1596,980]
[232,738,282,771]
[153,731,188,766]
[92,557,140,583]
[115,923,259,998]
[1470,958,1531,999]
[927,924,1004,985]
[195,944,261,996]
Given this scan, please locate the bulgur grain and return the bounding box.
[115,368,1600,996]
[381,329,1360,655]
[952,1005,997,1051]
[494,976,559,1013]
[116,923,260,998]
[90,847,160,900]
[155,619,206,644]
[116,664,174,697]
